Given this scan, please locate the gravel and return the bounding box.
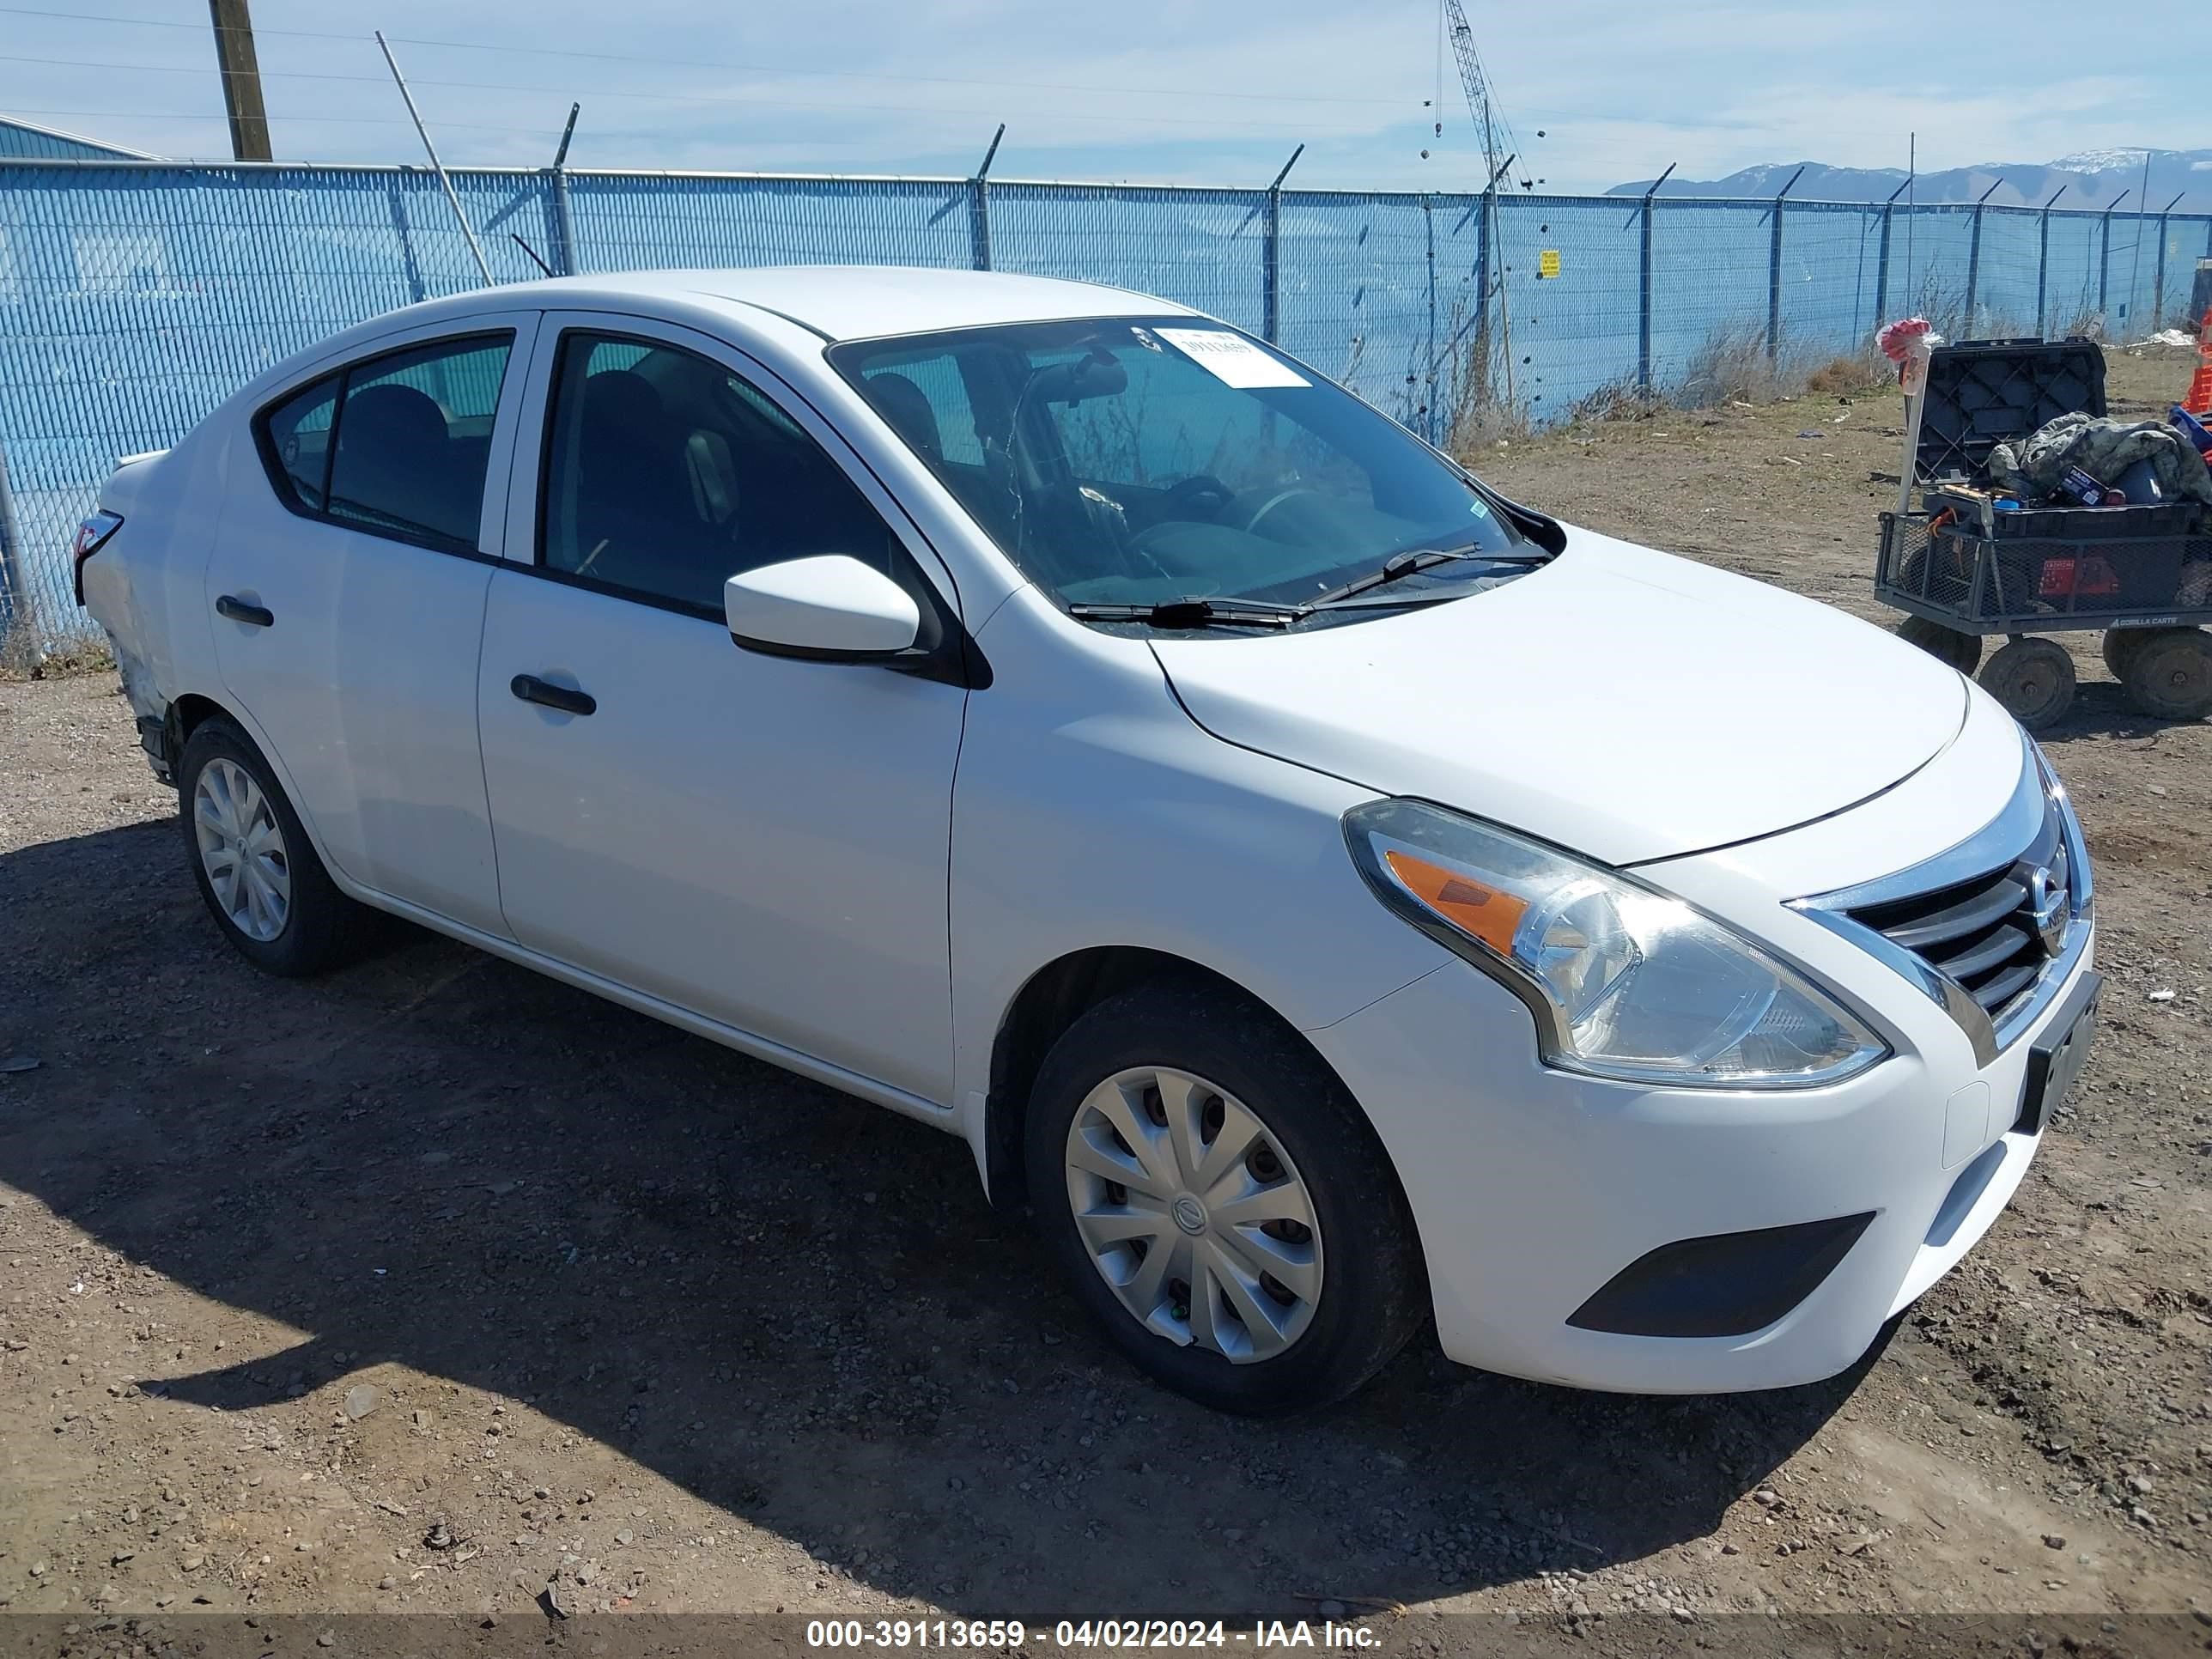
[1,347,2206,1625]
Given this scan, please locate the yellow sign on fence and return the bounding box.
[1538,249,1561,279]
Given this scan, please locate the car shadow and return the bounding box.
[0,818,1863,1620]
[2036,676,2200,743]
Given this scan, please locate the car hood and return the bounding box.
[1152,527,1970,866]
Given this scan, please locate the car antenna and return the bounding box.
[509,234,555,278]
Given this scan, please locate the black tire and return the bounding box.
[176,715,371,976]
[1898,546,1972,609]
[1896,614,1982,675]
[2100,628,2154,684]
[2121,627,2212,722]
[1024,981,1425,1416]
[1978,637,2075,732]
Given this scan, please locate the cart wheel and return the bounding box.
[2121,628,2212,722]
[1897,616,1983,674]
[1899,548,1972,607]
[1978,637,2075,731]
[2101,629,2155,683]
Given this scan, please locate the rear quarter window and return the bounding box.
[258,374,340,511]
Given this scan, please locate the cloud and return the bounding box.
[0,0,2197,190]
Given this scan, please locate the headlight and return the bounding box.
[1344,799,1887,1089]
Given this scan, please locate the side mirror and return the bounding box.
[723,555,921,661]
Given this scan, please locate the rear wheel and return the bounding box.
[2121,628,2212,722]
[177,716,370,975]
[2100,628,2155,683]
[1896,615,1983,674]
[1978,637,2075,732]
[1024,982,1425,1415]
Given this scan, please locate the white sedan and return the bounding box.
[76,267,2099,1413]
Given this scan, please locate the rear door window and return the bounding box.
[325,336,513,551]
[254,332,514,554]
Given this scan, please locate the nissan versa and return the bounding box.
[76,268,2100,1414]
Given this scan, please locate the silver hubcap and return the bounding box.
[1064,1066,1323,1364]
[192,757,290,943]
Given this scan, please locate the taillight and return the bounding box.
[70,510,124,605]
[2039,556,2120,600]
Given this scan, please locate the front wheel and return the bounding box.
[1024,982,1425,1415]
[177,715,370,975]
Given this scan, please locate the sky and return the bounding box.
[0,0,2201,191]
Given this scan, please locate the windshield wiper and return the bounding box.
[1066,597,1304,629]
[1304,543,1545,610]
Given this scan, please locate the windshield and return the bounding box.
[827,318,1525,614]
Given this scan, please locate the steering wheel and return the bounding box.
[1243,486,1322,538]
[1163,474,1237,520]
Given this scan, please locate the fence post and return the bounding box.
[1637,161,1675,393]
[2152,191,2184,331]
[2034,184,2066,336]
[968,125,1004,272]
[1471,185,1492,404]
[1261,144,1303,345]
[1873,177,1906,326]
[0,440,37,659]
[1962,178,2002,335]
[548,102,580,276]
[550,171,578,276]
[2099,191,2130,322]
[1766,166,1803,362]
[1420,194,1438,440]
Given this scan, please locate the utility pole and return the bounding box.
[206,0,272,161]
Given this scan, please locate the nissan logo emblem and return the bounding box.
[2026,865,2069,957]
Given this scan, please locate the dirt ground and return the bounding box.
[1,344,2209,1649]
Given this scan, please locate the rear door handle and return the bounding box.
[215,594,274,628]
[510,674,596,717]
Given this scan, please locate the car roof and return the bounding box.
[491,265,1203,343]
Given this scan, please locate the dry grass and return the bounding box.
[1672,325,1793,409]
[1805,354,1889,397]
[1565,377,1669,426]
[0,624,112,681]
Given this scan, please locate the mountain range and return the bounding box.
[1608,148,2212,214]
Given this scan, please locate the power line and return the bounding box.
[9,52,392,82]
[0,56,1358,134]
[0,91,1349,139]
[0,105,562,136]
[0,6,362,40]
[2,47,1772,137]
[0,6,1419,109]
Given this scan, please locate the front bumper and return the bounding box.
[1308,927,2093,1393]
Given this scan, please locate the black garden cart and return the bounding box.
[1875,337,2212,730]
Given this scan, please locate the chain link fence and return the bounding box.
[3,157,2208,654]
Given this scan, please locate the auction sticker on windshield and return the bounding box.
[1154,327,1310,388]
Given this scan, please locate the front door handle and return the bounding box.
[216,594,274,628]
[510,674,596,717]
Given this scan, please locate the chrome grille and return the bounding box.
[1842,817,2068,1025]
[1792,733,2093,1066]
